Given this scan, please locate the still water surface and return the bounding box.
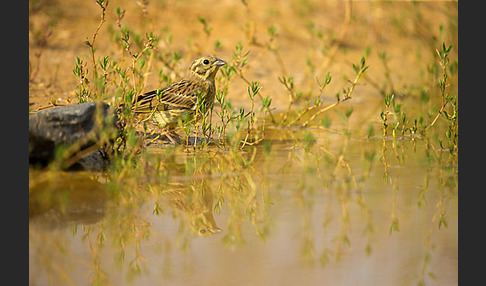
[29,128,457,285]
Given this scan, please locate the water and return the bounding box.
[29,128,458,286]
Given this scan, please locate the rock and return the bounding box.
[29,102,119,170]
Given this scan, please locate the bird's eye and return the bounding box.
[200,229,207,235]
[203,59,210,65]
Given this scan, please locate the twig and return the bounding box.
[86,0,109,81]
[317,0,352,77]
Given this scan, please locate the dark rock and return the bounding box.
[65,148,112,171]
[29,102,119,170]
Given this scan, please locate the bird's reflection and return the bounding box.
[159,179,221,237]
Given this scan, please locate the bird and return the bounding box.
[122,55,226,143]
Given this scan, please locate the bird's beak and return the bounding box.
[210,227,222,234]
[214,58,226,66]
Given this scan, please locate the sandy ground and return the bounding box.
[29,0,457,131]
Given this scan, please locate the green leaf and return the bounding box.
[440,110,449,119]
[262,96,272,108]
[267,25,277,37]
[345,106,354,118]
[336,110,346,121]
[320,116,331,128]
[325,72,332,84]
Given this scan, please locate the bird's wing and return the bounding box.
[133,79,206,113]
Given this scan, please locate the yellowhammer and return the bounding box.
[123,55,226,143]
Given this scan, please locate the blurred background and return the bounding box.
[29,0,458,118]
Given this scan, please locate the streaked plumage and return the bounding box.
[129,55,226,135]
[162,181,222,237]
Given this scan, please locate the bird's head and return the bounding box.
[188,55,226,81]
[191,210,222,237]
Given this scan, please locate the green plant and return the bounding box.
[300,55,369,128]
[424,43,458,153]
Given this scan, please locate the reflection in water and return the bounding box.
[156,180,222,237]
[29,129,457,285]
[29,172,107,229]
